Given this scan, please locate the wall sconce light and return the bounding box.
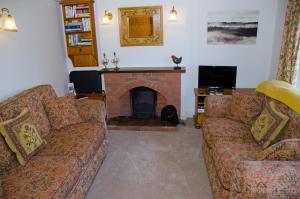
[0,8,18,32]
[169,6,178,21]
[102,10,113,25]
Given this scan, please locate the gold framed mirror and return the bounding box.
[118,6,163,46]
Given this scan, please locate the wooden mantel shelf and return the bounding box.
[101,67,186,73]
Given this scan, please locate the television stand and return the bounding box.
[194,88,233,128]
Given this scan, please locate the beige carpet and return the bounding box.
[86,120,213,199]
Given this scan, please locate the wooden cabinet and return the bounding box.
[194,88,233,128]
[61,0,98,67]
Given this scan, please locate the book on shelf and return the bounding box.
[65,18,91,32]
[77,42,92,46]
[76,3,89,9]
[68,34,93,46]
[82,18,91,31]
[65,4,90,18]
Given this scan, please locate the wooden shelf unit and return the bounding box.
[194,88,233,128]
[61,0,98,67]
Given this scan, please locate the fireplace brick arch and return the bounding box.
[103,71,181,119]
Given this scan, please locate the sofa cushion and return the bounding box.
[0,85,56,176]
[2,156,81,199]
[259,139,300,161]
[0,135,18,177]
[264,97,300,139]
[204,95,232,118]
[203,118,254,148]
[37,122,105,166]
[44,95,83,130]
[251,101,289,149]
[0,108,47,166]
[211,141,262,190]
[230,90,264,126]
[0,85,57,138]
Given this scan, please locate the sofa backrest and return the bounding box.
[264,96,300,139]
[0,85,57,176]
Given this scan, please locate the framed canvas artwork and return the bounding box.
[207,10,259,45]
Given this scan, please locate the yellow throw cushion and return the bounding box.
[0,108,46,166]
[251,101,289,149]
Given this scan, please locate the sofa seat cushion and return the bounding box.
[203,118,254,148]
[2,156,81,199]
[38,122,105,166]
[211,141,262,191]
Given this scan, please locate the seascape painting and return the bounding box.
[207,10,259,44]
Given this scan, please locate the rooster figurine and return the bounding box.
[171,55,182,69]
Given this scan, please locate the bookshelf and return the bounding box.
[61,0,98,67]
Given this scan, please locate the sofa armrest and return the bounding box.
[75,98,107,126]
[204,95,232,118]
[231,161,300,198]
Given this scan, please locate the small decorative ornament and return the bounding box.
[171,55,182,69]
[111,52,120,71]
[101,53,109,71]
[67,83,75,94]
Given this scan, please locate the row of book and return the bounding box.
[197,105,205,113]
[65,4,90,18]
[65,18,91,32]
[68,34,93,46]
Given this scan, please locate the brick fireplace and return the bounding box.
[102,67,185,119]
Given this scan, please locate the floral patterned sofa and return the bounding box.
[202,89,300,199]
[0,85,108,199]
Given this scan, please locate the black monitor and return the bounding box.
[69,70,103,94]
[198,66,237,88]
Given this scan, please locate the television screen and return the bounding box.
[69,70,103,94]
[198,66,237,88]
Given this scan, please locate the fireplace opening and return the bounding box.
[131,87,157,119]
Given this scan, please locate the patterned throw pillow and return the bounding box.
[251,101,289,149]
[230,90,263,126]
[259,139,300,161]
[0,108,47,166]
[44,95,83,130]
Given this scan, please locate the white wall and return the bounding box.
[0,0,68,101]
[66,0,285,119]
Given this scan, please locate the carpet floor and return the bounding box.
[86,120,213,199]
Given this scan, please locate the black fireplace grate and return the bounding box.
[131,87,157,119]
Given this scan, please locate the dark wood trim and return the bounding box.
[101,67,186,74]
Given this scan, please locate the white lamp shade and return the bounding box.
[169,8,178,21]
[4,14,18,32]
[102,15,110,24]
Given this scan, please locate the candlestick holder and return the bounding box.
[111,52,120,71]
[101,53,109,71]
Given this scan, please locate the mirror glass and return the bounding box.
[128,16,154,38]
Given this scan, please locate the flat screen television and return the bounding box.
[198,65,237,89]
[69,70,103,94]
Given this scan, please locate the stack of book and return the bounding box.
[65,18,91,32]
[65,4,90,18]
[65,21,82,33]
[68,34,93,46]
